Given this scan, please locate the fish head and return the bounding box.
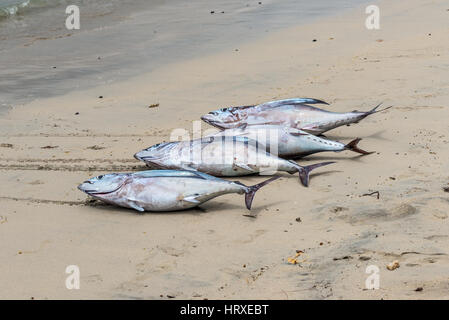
[134,142,175,164]
[78,173,129,196]
[201,107,249,129]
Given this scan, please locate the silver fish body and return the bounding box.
[201,98,390,135]
[78,170,279,212]
[211,125,373,158]
[134,137,334,187]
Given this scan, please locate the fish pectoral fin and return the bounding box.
[179,162,198,171]
[299,123,322,134]
[234,163,255,172]
[300,122,318,129]
[128,201,145,212]
[183,195,201,204]
[236,123,248,130]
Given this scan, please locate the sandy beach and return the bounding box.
[1,0,449,299]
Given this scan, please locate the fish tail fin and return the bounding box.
[243,176,280,210]
[289,160,335,187]
[345,138,375,155]
[366,103,393,114]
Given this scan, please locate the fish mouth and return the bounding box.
[134,152,144,161]
[134,142,177,162]
[133,154,166,169]
[77,183,123,196]
[134,153,159,163]
[134,152,161,162]
[201,115,220,126]
[201,115,229,129]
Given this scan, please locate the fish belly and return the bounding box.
[137,178,240,211]
[125,180,188,211]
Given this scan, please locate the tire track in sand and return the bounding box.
[0,158,149,172]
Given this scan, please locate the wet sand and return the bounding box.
[1,0,449,299]
[0,0,370,107]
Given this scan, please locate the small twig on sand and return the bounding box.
[243,213,257,218]
[362,191,380,199]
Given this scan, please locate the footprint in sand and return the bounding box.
[235,229,267,244]
[421,197,449,220]
[158,246,186,257]
[338,203,417,225]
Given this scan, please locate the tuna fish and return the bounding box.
[201,98,391,135]
[78,170,280,212]
[211,125,373,158]
[134,136,334,187]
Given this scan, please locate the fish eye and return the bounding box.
[98,175,104,180]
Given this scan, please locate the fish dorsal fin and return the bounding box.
[256,98,329,110]
[219,98,329,114]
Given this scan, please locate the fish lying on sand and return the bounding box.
[134,136,334,187]
[211,125,374,158]
[78,170,280,212]
[201,98,391,135]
